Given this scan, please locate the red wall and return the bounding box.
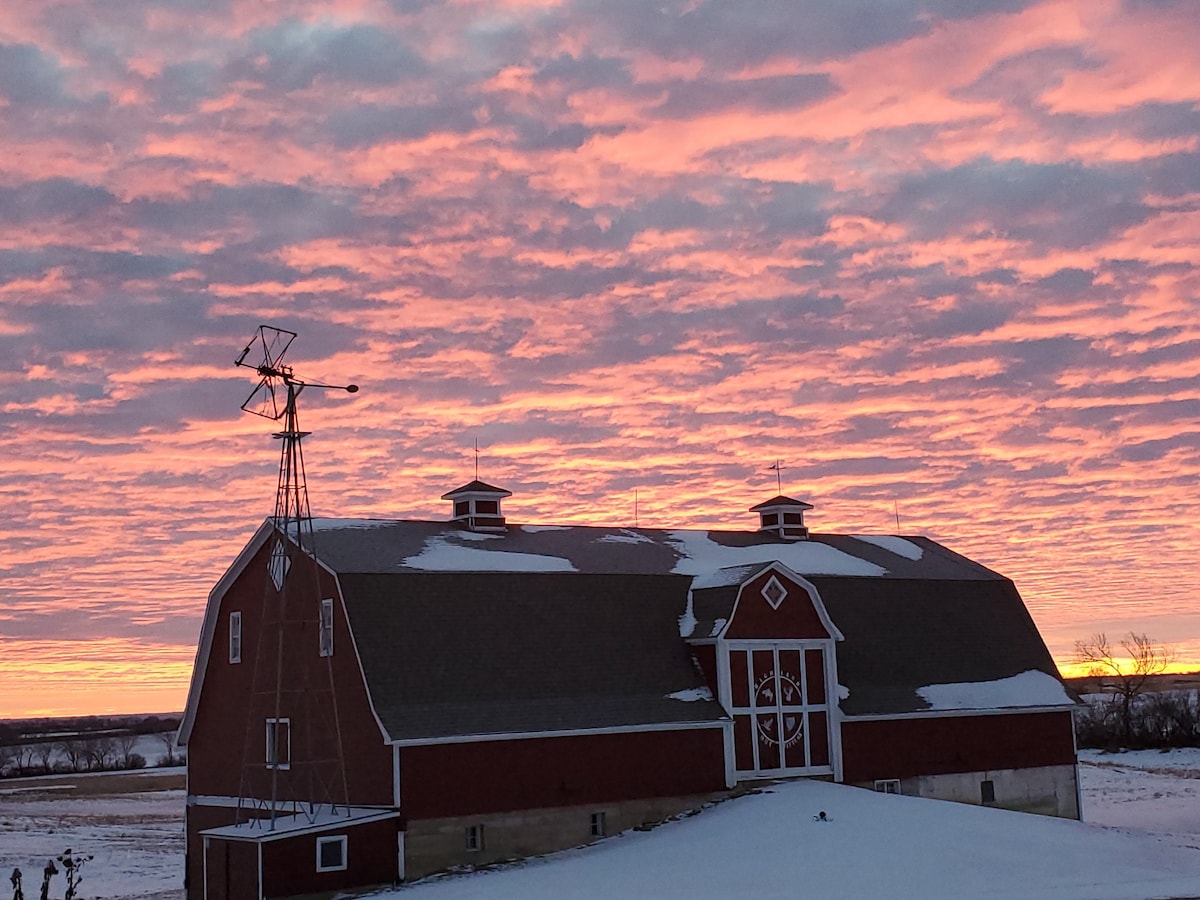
[262,820,399,898]
[401,728,727,819]
[841,711,1076,781]
[723,569,832,641]
[188,535,393,805]
[203,838,259,900]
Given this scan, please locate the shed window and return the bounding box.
[981,779,996,803]
[589,811,607,837]
[266,718,290,769]
[316,835,347,872]
[229,611,242,664]
[465,824,484,852]
[319,598,334,657]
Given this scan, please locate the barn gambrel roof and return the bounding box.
[181,517,1073,747]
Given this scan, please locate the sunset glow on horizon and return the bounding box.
[2,0,1200,719]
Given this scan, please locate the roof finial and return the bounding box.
[474,437,480,481]
[768,459,785,495]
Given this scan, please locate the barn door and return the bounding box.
[727,643,833,777]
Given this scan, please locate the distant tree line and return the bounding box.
[1072,632,1199,750]
[1075,689,1200,749]
[0,714,184,778]
[0,713,180,746]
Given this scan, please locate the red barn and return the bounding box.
[179,485,1079,899]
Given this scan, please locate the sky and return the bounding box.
[1,0,1198,718]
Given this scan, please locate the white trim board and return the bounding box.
[389,718,728,747]
[843,705,1076,722]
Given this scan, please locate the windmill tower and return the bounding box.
[232,325,359,830]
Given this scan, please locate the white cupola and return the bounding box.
[750,495,812,541]
[442,480,512,532]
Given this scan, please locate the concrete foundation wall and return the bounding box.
[404,791,726,878]
[851,763,1079,819]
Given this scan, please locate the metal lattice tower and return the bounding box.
[232,326,359,830]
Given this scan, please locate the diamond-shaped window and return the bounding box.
[761,575,788,610]
[268,540,291,591]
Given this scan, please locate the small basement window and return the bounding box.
[316,835,347,872]
[465,824,485,852]
[874,779,901,795]
[981,779,996,803]
[589,811,607,837]
[319,598,334,657]
[266,718,290,769]
[229,611,242,664]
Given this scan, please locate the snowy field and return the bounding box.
[0,769,183,900]
[0,751,1198,899]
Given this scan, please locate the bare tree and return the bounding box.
[56,739,87,774]
[9,745,38,777]
[84,736,117,772]
[116,733,139,769]
[1074,632,1175,743]
[156,732,178,767]
[34,742,54,773]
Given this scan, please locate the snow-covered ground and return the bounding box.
[0,770,183,900]
[1,751,1198,900]
[386,752,1200,900]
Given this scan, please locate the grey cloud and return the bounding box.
[534,53,634,91]
[1118,433,1200,463]
[956,45,1100,108]
[129,181,356,245]
[237,19,426,90]
[653,73,838,119]
[152,60,219,113]
[879,159,1150,247]
[1036,268,1095,293]
[569,0,1035,68]
[326,103,479,148]
[0,42,65,105]
[0,179,117,225]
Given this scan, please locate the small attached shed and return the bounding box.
[200,808,401,900]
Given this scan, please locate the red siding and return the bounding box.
[401,728,727,819]
[723,569,831,641]
[841,711,1076,781]
[203,838,259,900]
[262,820,400,899]
[187,534,394,872]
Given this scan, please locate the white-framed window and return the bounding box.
[319,598,334,657]
[229,611,242,664]
[874,779,901,794]
[589,811,606,837]
[266,717,290,769]
[316,835,347,872]
[465,824,485,852]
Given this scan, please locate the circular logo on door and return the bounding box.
[754,672,805,748]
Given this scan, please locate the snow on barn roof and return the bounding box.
[181,515,1068,747]
[306,518,998,581]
